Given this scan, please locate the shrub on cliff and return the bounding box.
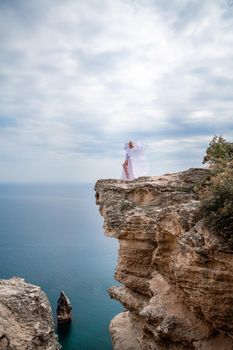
[199,136,233,240]
[202,135,233,171]
[199,168,233,236]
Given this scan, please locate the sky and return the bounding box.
[0,0,233,182]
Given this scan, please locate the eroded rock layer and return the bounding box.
[0,277,61,350]
[95,168,233,350]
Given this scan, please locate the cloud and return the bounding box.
[0,0,232,181]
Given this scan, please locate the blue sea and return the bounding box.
[0,183,122,350]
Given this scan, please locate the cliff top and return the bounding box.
[95,167,209,192]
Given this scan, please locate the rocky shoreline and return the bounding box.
[0,277,61,350]
[2,168,233,350]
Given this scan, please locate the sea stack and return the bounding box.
[57,291,72,324]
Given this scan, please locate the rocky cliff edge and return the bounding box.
[95,168,233,350]
[0,277,61,350]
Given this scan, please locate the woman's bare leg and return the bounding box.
[123,160,129,179]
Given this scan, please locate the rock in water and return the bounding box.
[57,291,72,324]
[0,277,61,350]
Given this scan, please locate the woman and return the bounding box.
[121,140,149,180]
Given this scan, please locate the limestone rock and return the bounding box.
[0,277,61,350]
[109,312,141,350]
[57,291,72,324]
[95,168,233,350]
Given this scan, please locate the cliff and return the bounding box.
[95,168,233,350]
[0,277,61,350]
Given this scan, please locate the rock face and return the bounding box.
[95,168,233,350]
[57,291,72,324]
[0,277,61,350]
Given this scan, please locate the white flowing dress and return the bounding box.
[121,142,149,180]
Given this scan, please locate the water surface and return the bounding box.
[0,183,122,350]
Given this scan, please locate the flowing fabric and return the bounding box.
[121,141,149,180]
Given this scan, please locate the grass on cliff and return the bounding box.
[198,136,233,240]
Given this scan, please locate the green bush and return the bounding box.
[202,135,233,169]
[199,136,233,241]
[199,169,233,236]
